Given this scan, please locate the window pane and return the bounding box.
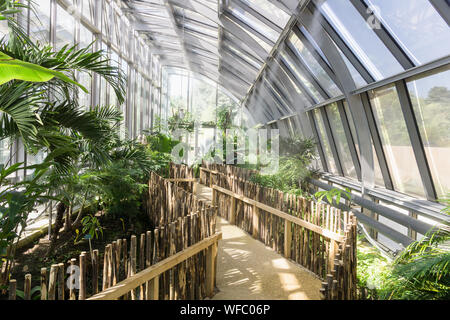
[228,2,279,43]
[320,0,403,80]
[327,103,357,179]
[239,0,290,28]
[29,0,51,44]
[407,66,450,199]
[343,101,384,186]
[313,109,338,174]
[369,85,425,197]
[281,53,324,103]
[368,0,450,66]
[55,4,75,50]
[0,139,10,165]
[288,32,342,98]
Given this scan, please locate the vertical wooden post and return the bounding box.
[146,231,152,268]
[8,279,16,300]
[130,235,137,300]
[329,240,337,274]
[92,249,99,295]
[48,264,58,300]
[211,187,216,207]
[57,263,65,300]
[40,268,48,300]
[205,242,217,298]
[69,259,77,300]
[252,204,259,239]
[24,274,31,300]
[79,252,86,300]
[123,238,128,278]
[284,220,292,259]
[147,276,159,300]
[102,246,108,291]
[230,196,236,225]
[111,242,117,286]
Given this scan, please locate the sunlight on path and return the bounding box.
[212,217,323,300]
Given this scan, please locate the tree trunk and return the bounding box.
[47,201,66,256]
[64,205,72,232]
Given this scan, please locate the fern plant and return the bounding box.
[379,201,450,300]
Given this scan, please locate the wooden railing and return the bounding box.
[7,170,217,300]
[204,164,357,300]
[88,233,222,300]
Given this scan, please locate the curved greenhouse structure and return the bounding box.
[0,0,449,304]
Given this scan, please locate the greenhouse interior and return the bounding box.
[0,0,449,304]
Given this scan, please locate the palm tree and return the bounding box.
[0,0,126,258]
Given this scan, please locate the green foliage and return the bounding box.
[356,236,390,300]
[0,161,53,257]
[15,285,41,300]
[78,214,103,241]
[0,51,86,89]
[378,224,450,300]
[315,187,351,205]
[249,136,318,193]
[357,201,450,300]
[167,111,195,133]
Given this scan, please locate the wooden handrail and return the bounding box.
[212,185,344,243]
[200,167,219,175]
[88,233,222,300]
[166,178,197,182]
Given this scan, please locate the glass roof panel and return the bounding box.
[367,0,450,66]
[288,31,342,98]
[228,2,279,43]
[239,0,291,28]
[319,0,404,81]
[280,52,325,103]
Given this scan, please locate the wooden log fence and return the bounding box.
[87,233,221,300]
[147,172,212,227]
[8,169,218,300]
[206,164,357,300]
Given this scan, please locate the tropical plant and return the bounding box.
[315,187,352,205]
[0,1,126,258]
[0,160,54,286]
[75,214,103,243]
[379,222,450,300]
[249,136,318,193]
[167,110,195,133]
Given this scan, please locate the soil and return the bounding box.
[1,210,152,300]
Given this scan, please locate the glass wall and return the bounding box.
[369,85,425,197]
[407,66,450,198]
[327,103,357,179]
[313,109,338,174]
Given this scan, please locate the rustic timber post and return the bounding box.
[252,203,259,239]
[205,241,218,298]
[57,263,65,300]
[48,264,58,300]
[284,220,292,259]
[69,259,77,300]
[230,195,236,225]
[92,250,99,294]
[8,279,16,300]
[79,252,86,300]
[146,276,159,300]
[40,268,48,300]
[24,274,31,300]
